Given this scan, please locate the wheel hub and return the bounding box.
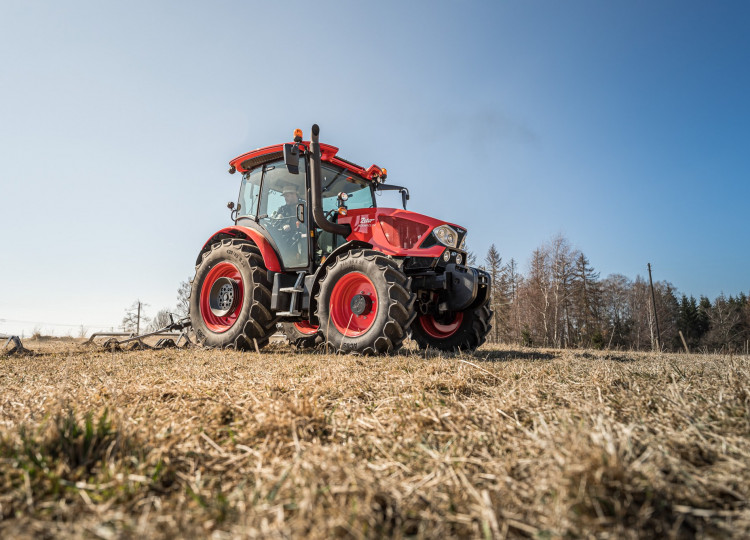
[350,293,372,316]
[209,277,238,317]
[329,272,379,337]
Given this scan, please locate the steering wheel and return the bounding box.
[268,214,295,229]
[267,213,302,249]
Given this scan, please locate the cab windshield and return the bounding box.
[320,163,375,213]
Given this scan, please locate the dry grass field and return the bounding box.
[1,339,748,539]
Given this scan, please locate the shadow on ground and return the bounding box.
[575,351,638,363]
[473,350,557,362]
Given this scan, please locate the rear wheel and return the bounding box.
[280,321,322,349]
[410,300,492,352]
[317,250,415,355]
[189,239,276,349]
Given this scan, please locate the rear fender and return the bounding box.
[197,226,282,272]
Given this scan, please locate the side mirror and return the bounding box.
[283,143,300,174]
[228,201,240,220]
[401,189,410,210]
[296,203,305,223]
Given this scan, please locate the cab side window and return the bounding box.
[238,167,262,218]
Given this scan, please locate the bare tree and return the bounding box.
[601,274,632,349]
[549,235,577,348]
[503,258,523,343]
[121,300,150,333]
[524,245,552,346]
[147,308,174,332]
[706,294,742,351]
[176,278,191,318]
[629,276,651,350]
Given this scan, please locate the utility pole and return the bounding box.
[648,263,662,352]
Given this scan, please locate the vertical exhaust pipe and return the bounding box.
[310,124,351,237]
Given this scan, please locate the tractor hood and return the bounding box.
[338,208,467,258]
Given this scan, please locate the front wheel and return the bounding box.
[316,250,415,355]
[410,301,492,352]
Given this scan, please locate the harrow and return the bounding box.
[86,315,193,351]
[1,334,31,356]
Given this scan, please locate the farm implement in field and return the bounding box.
[187,124,493,355]
[86,315,193,351]
[1,334,31,355]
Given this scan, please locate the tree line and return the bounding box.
[121,238,749,354]
[480,235,750,353]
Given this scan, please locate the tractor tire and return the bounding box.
[316,250,416,355]
[189,239,276,350]
[410,299,493,353]
[280,321,322,349]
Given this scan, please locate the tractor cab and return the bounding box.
[233,144,378,271]
[236,157,310,269]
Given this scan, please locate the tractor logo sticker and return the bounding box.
[355,216,376,232]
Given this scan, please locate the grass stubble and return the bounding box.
[0,339,748,538]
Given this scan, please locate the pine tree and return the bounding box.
[570,252,601,347]
[484,244,506,343]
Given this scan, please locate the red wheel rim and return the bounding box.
[419,312,463,339]
[199,262,244,333]
[294,321,319,335]
[329,272,378,337]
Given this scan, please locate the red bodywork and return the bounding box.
[200,226,282,272]
[339,208,461,258]
[230,142,387,181]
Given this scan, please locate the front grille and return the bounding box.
[378,216,430,250]
[403,257,437,271]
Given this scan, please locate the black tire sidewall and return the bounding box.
[190,243,256,348]
[318,254,396,353]
[281,322,321,349]
[411,300,490,352]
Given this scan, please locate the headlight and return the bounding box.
[459,234,466,251]
[433,225,458,249]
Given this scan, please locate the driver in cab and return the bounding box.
[272,184,306,266]
[275,185,302,231]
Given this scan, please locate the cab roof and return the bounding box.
[229,142,386,181]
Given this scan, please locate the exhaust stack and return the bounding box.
[310,124,351,237]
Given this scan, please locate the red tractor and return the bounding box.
[189,125,492,355]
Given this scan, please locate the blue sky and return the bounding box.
[1,1,749,336]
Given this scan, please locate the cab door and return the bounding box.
[257,159,310,269]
